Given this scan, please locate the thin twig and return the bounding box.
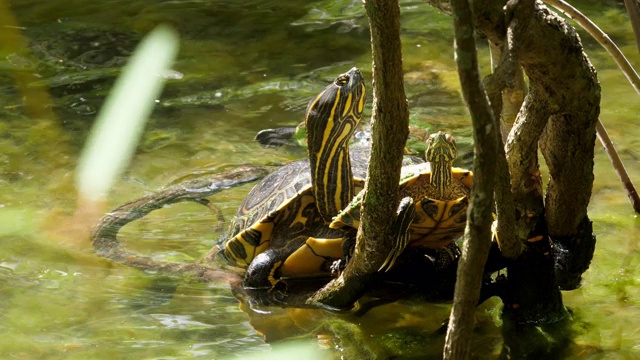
[443,0,500,356]
[624,0,640,54]
[595,120,640,212]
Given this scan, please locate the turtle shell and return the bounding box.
[222,148,424,271]
[222,148,372,269]
[330,163,473,249]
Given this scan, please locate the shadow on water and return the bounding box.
[1,0,639,358]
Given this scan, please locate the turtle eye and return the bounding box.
[446,134,455,144]
[335,74,349,86]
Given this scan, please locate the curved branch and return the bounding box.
[91,165,269,280]
[309,0,409,308]
[543,0,640,214]
[596,120,640,212]
[505,87,549,238]
[443,0,499,356]
[544,0,640,94]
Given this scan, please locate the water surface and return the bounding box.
[1,0,639,358]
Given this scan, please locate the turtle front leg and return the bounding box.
[379,196,416,272]
[330,198,416,274]
[280,236,343,277]
[245,235,345,289]
[429,242,462,271]
[244,248,288,291]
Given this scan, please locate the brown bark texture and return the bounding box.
[546,0,640,214]
[428,0,600,240]
[488,42,527,144]
[479,0,600,309]
[428,0,599,290]
[425,1,599,354]
[308,0,409,308]
[442,0,499,358]
[502,0,599,291]
[485,40,525,258]
[483,70,520,259]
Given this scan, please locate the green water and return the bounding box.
[1,0,639,358]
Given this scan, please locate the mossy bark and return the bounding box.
[308,0,409,308]
[443,0,499,357]
[426,0,599,356]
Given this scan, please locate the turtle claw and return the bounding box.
[379,197,416,272]
[330,259,346,276]
[433,242,461,270]
[332,231,357,276]
[379,249,400,272]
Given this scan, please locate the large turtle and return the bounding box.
[221,68,419,289]
[331,131,473,270]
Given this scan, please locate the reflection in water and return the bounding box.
[151,314,217,329]
[0,0,639,359]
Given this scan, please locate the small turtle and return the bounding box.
[331,131,473,270]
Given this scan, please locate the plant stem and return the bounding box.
[624,0,640,54]
[443,0,499,356]
[596,120,640,213]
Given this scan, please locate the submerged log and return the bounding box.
[91,165,269,281]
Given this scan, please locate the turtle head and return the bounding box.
[305,67,365,151]
[425,131,457,164]
[425,131,457,198]
[305,67,366,221]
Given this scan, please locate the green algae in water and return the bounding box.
[1,0,640,358]
[76,24,179,201]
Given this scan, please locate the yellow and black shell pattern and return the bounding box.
[221,147,424,272]
[223,158,317,268]
[330,162,473,249]
[221,148,371,270]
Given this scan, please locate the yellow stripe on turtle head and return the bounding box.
[342,93,353,118]
[306,68,366,221]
